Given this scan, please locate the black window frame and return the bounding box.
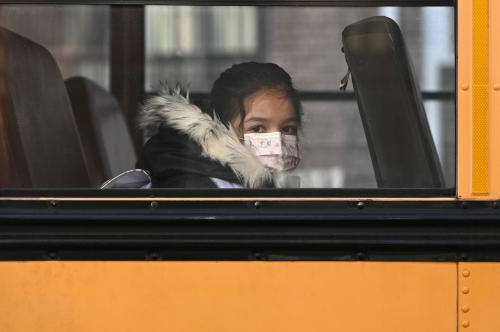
[4,0,500,263]
[0,0,457,198]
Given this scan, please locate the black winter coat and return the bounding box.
[139,126,243,188]
[137,88,276,189]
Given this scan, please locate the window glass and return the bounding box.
[146,6,259,91]
[0,4,455,192]
[0,5,110,88]
[291,101,375,188]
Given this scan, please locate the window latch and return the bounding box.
[339,68,350,91]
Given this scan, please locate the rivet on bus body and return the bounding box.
[462,320,470,328]
[462,287,470,294]
[148,252,160,260]
[494,83,500,91]
[461,305,470,313]
[461,83,470,91]
[462,270,470,277]
[356,252,366,260]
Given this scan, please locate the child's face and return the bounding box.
[231,88,298,138]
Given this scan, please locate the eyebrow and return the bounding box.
[244,116,298,123]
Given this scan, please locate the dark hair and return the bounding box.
[207,62,302,129]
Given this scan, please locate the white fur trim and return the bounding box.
[139,86,276,188]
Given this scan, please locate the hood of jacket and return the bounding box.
[138,86,276,188]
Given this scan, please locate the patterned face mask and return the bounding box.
[243,132,300,171]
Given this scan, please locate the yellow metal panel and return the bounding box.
[0,262,456,332]
[472,85,489,194]
[458,263,500,331]
[473,0,489,86]
[457,0,473,199]
[490,0,500,198]
[458,0,500,199]
[472,0,490,195]
[472,0,490,194]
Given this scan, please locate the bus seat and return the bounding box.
[100,169,151,189]
[65,76,136,187]
[0,26,90,188]
[341,17,445,188]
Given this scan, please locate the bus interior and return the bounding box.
[0,3,455,193]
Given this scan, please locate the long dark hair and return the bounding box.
[207,62,302,129]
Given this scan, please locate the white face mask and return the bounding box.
[243,132,300,171]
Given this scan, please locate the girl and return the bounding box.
[138,62,302,188]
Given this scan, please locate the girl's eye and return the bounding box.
[250,126,265,133]
[282,126,297,135]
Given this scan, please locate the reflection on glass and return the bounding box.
[0,5,110,88]
[292,101,376,188]
[0,5,455,189]
[145,6,258,91]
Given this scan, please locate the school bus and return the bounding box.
[0,0,498,331]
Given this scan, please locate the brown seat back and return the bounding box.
[65,76,136,187]
[0,26,89,188]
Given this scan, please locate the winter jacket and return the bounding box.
[137,87,276,189]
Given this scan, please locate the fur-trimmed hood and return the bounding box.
[138,86,276,188]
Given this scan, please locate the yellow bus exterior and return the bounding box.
[1,1,499,331]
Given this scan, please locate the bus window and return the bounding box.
[0,3,455,193]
